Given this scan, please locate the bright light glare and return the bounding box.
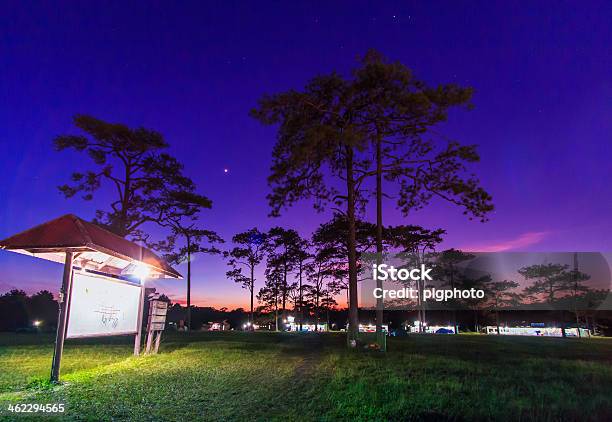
[133,263,151,281]
[33,320,42,327]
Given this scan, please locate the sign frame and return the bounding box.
[65,270,143,339]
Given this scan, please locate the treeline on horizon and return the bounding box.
[0,287,350,332]
[3,288,610,335]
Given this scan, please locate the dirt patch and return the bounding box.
[290,335,324,379]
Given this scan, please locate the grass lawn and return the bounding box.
[1,332,611,421]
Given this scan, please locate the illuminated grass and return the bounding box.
[0,332,611,420]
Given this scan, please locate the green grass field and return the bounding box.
[1,332,611,421]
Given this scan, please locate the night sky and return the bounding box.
[1,1,610,308]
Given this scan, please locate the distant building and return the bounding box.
[409,325,455,334]
[284,316,327,332]
[358,324,389,333]
[484,326,591,337]
[202,320,230,331]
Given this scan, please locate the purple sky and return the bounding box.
[1,1,611,308]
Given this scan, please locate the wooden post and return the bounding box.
[134,284,145,356]
[154,331,162,353]
[50,251,74,383]
[145,326,154,354]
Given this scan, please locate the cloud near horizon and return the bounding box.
[462,231,549,252]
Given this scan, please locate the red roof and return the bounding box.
[0,214,182,279]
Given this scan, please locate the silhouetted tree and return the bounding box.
[457,274,492,331]
[385,225,445,331]
[569,254,591,335]
[311,214,377,308]
[306,244,344,331]
[321,291,339,329]
[351,50,493,337]
[305,259,326,332]
[287,281,302,314]
[0,290,28,331]
[252,73,371,342]
[225,228,267,329]
[54,115,200,240]
[290,238,311,330]
[257,268,283,331]
[519,263,576,304]
[265,227,305,324]
[153,191,223,330]
[485,280,521,334]
[434,249,475,333]
[163,229,222,330]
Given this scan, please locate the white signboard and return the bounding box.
[66,271,142,338]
